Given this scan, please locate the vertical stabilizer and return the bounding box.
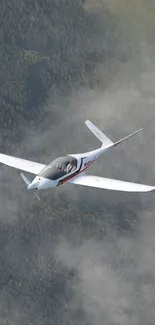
[85,120,114,148]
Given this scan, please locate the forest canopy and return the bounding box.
[0,0,120,135]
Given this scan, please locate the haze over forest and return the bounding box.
[1,1,155,324]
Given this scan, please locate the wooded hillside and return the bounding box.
[0,0,119,134]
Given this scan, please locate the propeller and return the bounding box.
[20,172,41,201]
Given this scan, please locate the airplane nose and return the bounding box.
[27,178,55,190]
[37,178,55,190]
[28,181,39,190]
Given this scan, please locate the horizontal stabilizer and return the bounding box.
[68,175,155,193]
[113,128,144,148]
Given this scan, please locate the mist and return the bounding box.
[1,1,155,325]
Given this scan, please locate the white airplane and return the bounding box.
[0,120,155,200]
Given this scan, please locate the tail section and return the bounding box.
[113,127,144,147]
[85,120,144,150]
[85,120,114,148]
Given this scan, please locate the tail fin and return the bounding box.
[85,120,144,150]
[85,120,114,148]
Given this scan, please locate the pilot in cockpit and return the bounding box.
[67,160,76,173]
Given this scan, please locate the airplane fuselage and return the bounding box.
[28,146,107,191]
[0,119,154,197]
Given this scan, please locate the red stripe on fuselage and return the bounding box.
[64,158,95,183]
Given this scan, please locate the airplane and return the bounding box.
[0,120,155,201]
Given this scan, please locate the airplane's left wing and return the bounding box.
[0,153,46,175]
[68,174,155,192]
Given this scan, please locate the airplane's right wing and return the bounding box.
[68,174,155,192]
[0,153,46,175]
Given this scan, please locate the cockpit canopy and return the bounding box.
[39,156,78,181]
